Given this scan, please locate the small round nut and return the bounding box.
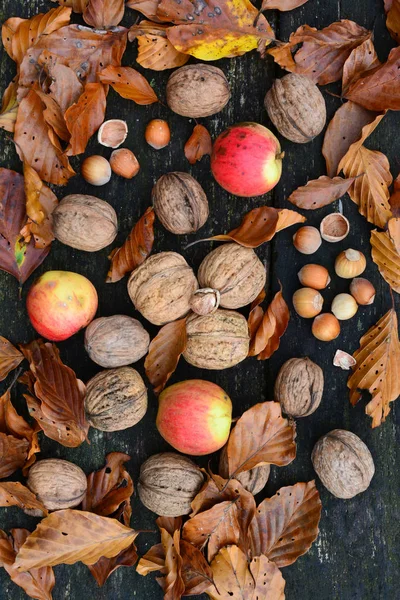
[190,288,220,316]
[27,459,87,511]
[110,149,140,179]
[138,452,204,516]
[219,447,270,495]
[274,357,324,417]
[85,367,147,432]
[84,315,150,368]
[145,119,171,149]
[312,429,375,499]
[81,155,111,186]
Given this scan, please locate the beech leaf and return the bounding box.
[262,0,309,10]
[129,21,189,70]
[34,89,70,143]
[184,125,213,165]
[50,0,89,11]
[107,207,155,283]
[145,318,187,394]
[385,0,400,42]
[156,517,185,600]
[275,208,306,232]
[342,38,380,94]
[46,63,83,115]
[126,0,164,20]
[1,18,26,62]
[83,0,125,29]
[0,80,19,133]
[23,162,58,250]
[0,482,47,517]
[287,176,356,210]
[0,337,23,382]
[348,308,400,427]
[249,481,321,567]
[180,540,214,596]
[65,83,107,156]
[99,66,158,105]
[0,433,28,479]
[248,285,290,359]
[248,289,266,345]
[370,229,400,294]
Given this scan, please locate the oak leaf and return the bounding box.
[0,80,19,133]
[348,308,400,427]
[51,0,89,11]
[249,481,321,567]
[385,0,400,42]
[83,0,125,29]
[0,337,23,382]
[14,510,139,571]
[145,318,187,394]
[342,38,380,94]
[22,162,58,250]
[0,434,28,479]
[262,0,309,9]
[107,207,155,283]
[129,21,189,70]
[99,66,158,104]
[248,285,290,359]
[184,125,212,165]
[0,482,47,517]
[370,229,400,294]
[287,176,356,210]
[65,83,107,156]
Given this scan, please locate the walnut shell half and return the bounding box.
[27,459,87,511]
[274,357,324,417]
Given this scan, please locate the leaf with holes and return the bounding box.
[184,125,212,165]
[0,482,47,517]
[65,83,107,156]
[144,318,187,394]
[99,66,158,104]
[83,0,125,28]
[249,285,290,359]
[371,229,400,294]
[0,337,23,382]
[0,80,19,133]
[129,21,189,70]
[2,18,26,62]
[156,517,185,599]
[342,38,380,94]
[22,162,58,250]
[287,176,356,210]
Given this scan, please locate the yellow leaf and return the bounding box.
[129,21,189,70]
[370,228,400,293]
[0,80,19,133]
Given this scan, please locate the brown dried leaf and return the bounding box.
[129,21,189,71]
[249,285,289,359]
[0,482,47,517]
[184,125,212,165]
[0,80,19,133]
[47,63,83,114]
[156,517,185,600]
[248,289,266,346]
[385,0,400,42]
[0,337,23,382]
[126,0,164,20]
[390,174,400,217]
[14,510,139,571]
[0,433,28,479]
[275,209,306,232]
[180,540,214,596]
[65,83,107,156]
[370,229,400,293]
[83,0,125,28]
[34,90,69,143]
[23,162,58,250]
[249,481,321,567]
[107,207,155,283]
[388,217,400,252]
[225,402,296,479]
[262,0,308,9]
[348,308,400,427]
[145,318,187,395]
[342,38,380,94]
[2,18,26,61]
[267,20,371,85]
[88,545,139,587]
[99,66,158,104]
[51,0,89,12]
[287,176,356,210]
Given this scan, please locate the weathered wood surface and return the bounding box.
[0,0,399,598]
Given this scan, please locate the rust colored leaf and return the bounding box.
[0,482,47,517]
[137,543,165,576]
[47,63,83,114]
[287,176,356,210]
[156,517,185,600]
[99,66,158,104]
[267,20,371,85]
[207,545,285,600]
[65,83,107,156]
[0,80,19,133]
[275,209,306,232]
[0,433,28,479]
[0,528,55,600]
[0,168,50,284]
[342,38,380,94]
[390,174,400,217]
[345,46,400,111]
[249,286,289,359]
[83,0,125,28]
[51,0,89,11]
[180,540,214,596]
[2,18,26,61]
[33,90,69,143]
[248,289,266,346]
[14,510,139,571]
[225,402,296,479]
[126,0,164,20]
[322,102,385,177]
[370,229,400,294]
[107,207,155,283]
[145,318,187,395]
[129,21,189,70]
[190,473,242,516]
[249,481,321,567]
[262,0,308,8]
[388,217,400,252]
[23,162,58,250]
[348,309,400,427]
[0,337,23,382]
[184,125,212,165]
[20,339,89,448]
[89,546,139,587]
[385,0,400,42]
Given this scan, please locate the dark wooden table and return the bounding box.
[1,0,399,598]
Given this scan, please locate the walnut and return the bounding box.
[138,452,204,516]
[183,309,250,370]
[219,447,270,495]
[27,459,87,511]
[274,357,324,417]
[265,74,326,144]
[166,64,231,118]
[127,252,198,326]
[312,430,375,499]
[84,315,150,368]
[198,243,266,309]
[152,172,209,235]
[85,367,147,432]
[53,194,118,251]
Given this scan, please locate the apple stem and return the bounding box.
[276,151,285,160]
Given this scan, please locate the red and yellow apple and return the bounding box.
[211,122,283,197]
[156,380,232,456]
[26,270,98,342]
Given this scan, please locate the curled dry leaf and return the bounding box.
[46,63,83,115]
[34,89,70,143]
[184,125,213,165]
[129,21,189,70]
[370,229,400,293]
[262,0,309,10]
[249,481,321,567]
[180,540,214,596]
[0,528,55,600]
[0,434,28,480]
[0,482,47,517]
[14,510,139,571]
[83,0,125,29]
[287,176,356,210]
[385,0,400,42]
[65,83,107,156]
[388,217,400,252]
[1,17,26,62]
[0,80,19,133]
[107,207,155,283]
[144,318,187,394]
[22,162,58,250]
[99,66,158,105]
[156,517,185,599]
[249,285,289,360]
[0,337,23,382]
[342,38,380,94]
[267,20,371,85]
[207,545,285,600]
[348,308,400,428]
[275,208,306,232]
[248,289,266,345]
[333,349,356,370]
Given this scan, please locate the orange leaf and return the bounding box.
[23,162,58,250]
[34,89,70,142]
[129,21,189,70]
[348,308,400,427]
[385,0,400,42]
[65,83,107,156]
[184,125,212,165]
[0,337,23,382]
[107,207,155,283]
[180,540,214,596]
[248,289,266,344]
[99,66,158,105]
[249,286,289,359]
[225,402,296,478]
[390,174,400,216]
[275,208,306,232]
[262,0,308,8]
[1,18,26,61]
[45,63,83,114]
[388,217,400,252]
[370,229,400,294]
[0,433,28,479]
[145,318,187,394]
[0,482,47,517]
[342,38,380,94]
[83,0,125,28]
[0,79,19,133]
[287,176,356,210]
[50,0,89,11]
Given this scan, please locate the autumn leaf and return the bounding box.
[249,481,321,567]
[370,229,400,293]
[180,540,214,596]
[342,38,380,94]
[51,0,89,11]
[322,102,385,177]
[20,339,89,448]
[129,21,189,70]
[136,544,165,576]
[22,162,58,250]
[107,207,155,283]
[46,63,83,115]
[0,528,55,600]
[0,337,23,382]
[385,0,400,42]
[275,209,306,232]
[248,285,290,359]
[348,308,400,427]
[224,402,296,479]
[83,0,125,29]
[0,482,47,517]
[14,510,139,571]
[0,80,19,133]
[267,20,371,85]
[184,125,212,165]
[65,83,107,156]
[99,66,158,104]
[287,176,356,210]
[248,289,266,346]
[0,168,50,284]
[126,0,163,20]
[1,17,26,62]
[144,318,187,394]
[157,0,275,61]
[207,545,286,600]
[262,0,309,9]
[0,434,28,479]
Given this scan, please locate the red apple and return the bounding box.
[211,122,283,197]
[27,271,98,342]
[156,380,232,456]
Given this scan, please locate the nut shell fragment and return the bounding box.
[98,119,128,148]
[27,459,87,511]
[274,357,324,417]
[320,213,350,243]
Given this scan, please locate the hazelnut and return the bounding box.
[293,226,322,255]
[298,264,330,290]
[110,149,140,179]
[312,313,341,342]
[331,293,358,320]
[145,119,170,149]
[81,155,111,186]
[274,357,324,417]
[349,278,376,306]
[320,213,350,243]
[293,287,323,318]
[190,288,220,316]
[27,459,87,511]
[335,249,366,278]
[219,447,270,495]
[97,119,128,148]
